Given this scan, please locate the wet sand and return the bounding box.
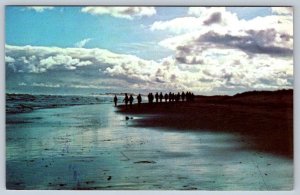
[6,94,293,190]
[118,90,293,158]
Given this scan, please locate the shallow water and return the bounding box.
[6,104,293,190]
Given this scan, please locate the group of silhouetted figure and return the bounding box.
[113,91,195,108]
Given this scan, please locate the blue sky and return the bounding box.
[5,6,293,95]
[6,6,187,59]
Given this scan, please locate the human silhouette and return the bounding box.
[113,95,118,107]
[169,92,172,102]
[186,91,190,102]
[181,92,185,101]
[164,93,169,102]
[159,92,163,102]
[137,94,142,106]
[123,93,129,108]
[155,92,159,103]
[129,95,134,107]
[150,93,154,103]
[176,92,180,102]
[147,93,151,103]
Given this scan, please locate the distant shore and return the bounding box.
[117,89,293,158]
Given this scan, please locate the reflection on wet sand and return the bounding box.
[6,103,292,190]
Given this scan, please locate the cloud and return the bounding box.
[26,6,54,12]
[203,12,222,25]
[153,7,293,64]
[272,7,293,15]
[74,38,92,48]
[196,30,293,57]
[81,7,156,19]
[5,44,150,74]
[6,32,293,95]
[147,7,293,94]
[150,17,203,34]
[150,7,240,36]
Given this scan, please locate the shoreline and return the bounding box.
[117,90,293,158]
[6,93,112,114]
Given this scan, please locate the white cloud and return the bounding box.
[150,7,241,37]
[74,38,92,48]
[150,17,203,34]
[272,7,293,15]
[6,40,293,95]
[26,6,54,12]
[81,7,156,20]
[154,7,293,59]
[39,54,92,71]
[147,7,293,94]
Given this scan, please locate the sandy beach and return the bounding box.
[6,90,293,190]
[118,89,293,158]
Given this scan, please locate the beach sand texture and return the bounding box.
[6,90,293,190]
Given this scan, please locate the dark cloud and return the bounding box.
[198,78,213,83]
[203,12,222,25]
[175,45,204,65]
[202,70,213,76]
[175,56,204,65]
[280,33,292,41]
[121,7,146,15]
[175,56,187,64]
[196,30,293,57]
[221,72,233,82]
[170,74,177,81]
[155,78,165,83]
[176,45,191,54]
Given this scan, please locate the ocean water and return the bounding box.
[6,93,113,114]
[6,95,293,190]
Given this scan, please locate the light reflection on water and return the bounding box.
[6,104,293,190]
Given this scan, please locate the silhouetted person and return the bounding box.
[137,94,142,106]
[129,95,134,107]
[123,93,129,108]
[176,92,180,102]
[113,95,118,107]
[159,92,163,102]
[181,92,185,101]
[150,93,154,103]
[186,91,195,102]
[186,91,190,102]
[164,93,169,102]
[169,92,172,102]
[155,92,159,103]
[147,93,151,103]
[174,93,178,102]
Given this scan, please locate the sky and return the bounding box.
[5,6,293,95]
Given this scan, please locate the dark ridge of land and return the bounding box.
[117,89,293,158]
